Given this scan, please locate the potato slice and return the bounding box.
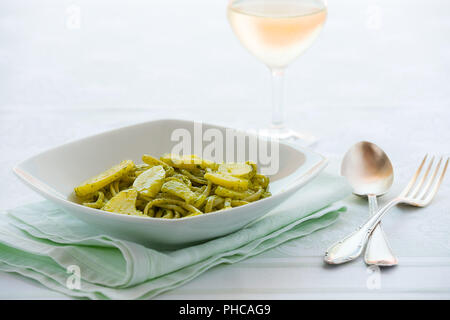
[132,165,165,197]
[142,154,167,167]
[160,154,203,170]
[161,180,197,204]
[204,172,248,191]
[218,162,254,178]
[74,160,134,197]
[102,189,143,216]
[200,158,218,170]
[160,154,218,171]
[142,154,175,175]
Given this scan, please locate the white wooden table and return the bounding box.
[0,0,449,299]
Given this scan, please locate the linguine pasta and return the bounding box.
[74,154,271,219]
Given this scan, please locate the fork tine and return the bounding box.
[422,157,449,205]
[400,154,428,197]
[417,156,442,199]
[409,156,435,198]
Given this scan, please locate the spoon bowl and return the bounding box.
[341,141,394,197]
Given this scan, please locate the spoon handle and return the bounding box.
[364,195,398,266]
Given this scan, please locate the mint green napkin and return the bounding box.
[0,172,351,299]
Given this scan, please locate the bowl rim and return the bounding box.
[13,118,328,224]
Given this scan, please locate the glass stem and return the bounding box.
[270,67,286,129]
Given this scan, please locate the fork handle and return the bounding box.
[364,195,398,266]
[324,198,401,264]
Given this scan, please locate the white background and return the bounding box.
[0,0,449,299]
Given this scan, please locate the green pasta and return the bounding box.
[74,154,271,219]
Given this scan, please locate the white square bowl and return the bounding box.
[13,119,327,248]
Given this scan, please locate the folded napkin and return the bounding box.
[0,172,351,299]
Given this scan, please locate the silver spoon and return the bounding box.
[339,141,398,266]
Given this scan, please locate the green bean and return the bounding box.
[243,187,263,202]
[214,186,251,200]
[205,195,224,213]
[180,169,208,185]
[193,180,212,208]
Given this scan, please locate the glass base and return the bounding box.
[258,125,318,147]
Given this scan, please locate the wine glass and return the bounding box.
[227,0,327,143]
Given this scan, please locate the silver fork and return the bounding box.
[324,155,449,265]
